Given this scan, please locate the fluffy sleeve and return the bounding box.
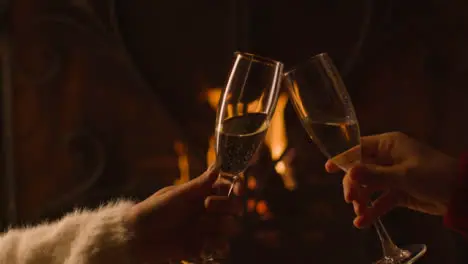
[0,200,136,264]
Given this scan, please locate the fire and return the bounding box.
[247,198,272,219]
[274,149,296,190]
[256,200,273,219]
[205,88,297,190]
[247,199,256,212]
[256,200,269,215]
[173,141,190,185]
[247,177,257,190]
[206,89,222,110]
[170,86,297,224]
[204,87,296,219]
[205,89,221,167]
[206,136,216,168]
[264,93,297,191]
[265,94,288,160]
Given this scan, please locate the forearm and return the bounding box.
[0,200,135,264]
[444,153,468,236]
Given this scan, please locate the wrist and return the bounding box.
[123,205,143,263]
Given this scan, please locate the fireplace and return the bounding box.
[2,0,468,263]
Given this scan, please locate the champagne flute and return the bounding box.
[199,52,283,263]
[284,53,426,264]
[214,52,283,188]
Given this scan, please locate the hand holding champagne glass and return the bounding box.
[214,52,283,193]
[195,52,283,264]
[284,53,426,264]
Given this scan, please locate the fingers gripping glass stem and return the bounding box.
[285,53,426,264]
[197,52,283,264]
[227,176,240,197]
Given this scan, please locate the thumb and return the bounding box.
[176,164,220,198]
[349,164,403,189]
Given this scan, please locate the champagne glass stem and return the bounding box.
[374,219,400,257]
[227,175,240,197]
[351,168,407,261]
[284,52,425,264]
[199,174,240,264]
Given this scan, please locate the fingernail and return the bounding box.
[344,193,352,203]
[353,218,365,229]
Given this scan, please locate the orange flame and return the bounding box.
[247,199,256,212]
[205,88,297,190]
[265,93,297,190]
[204,87,296,219]
[206,136,217,168]
[205,89,222,167]
[247,177,257,190]
[173,141,190,185]
[265,94,288,160]
[206,89,222,109]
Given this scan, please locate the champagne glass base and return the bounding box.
[374,244,427,264]
[173,257,222,264]
[174,244,228,264]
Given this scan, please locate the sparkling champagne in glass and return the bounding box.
[214,52,283,186]
[195,52,283,264]
[284,53,426,264]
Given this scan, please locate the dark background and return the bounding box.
[2,0,468,263]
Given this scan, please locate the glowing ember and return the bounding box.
[256,200,274,220]
[205,89,222,168]
[247,199,256,212]
[247,177,257,190]
[256,200,269,215]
